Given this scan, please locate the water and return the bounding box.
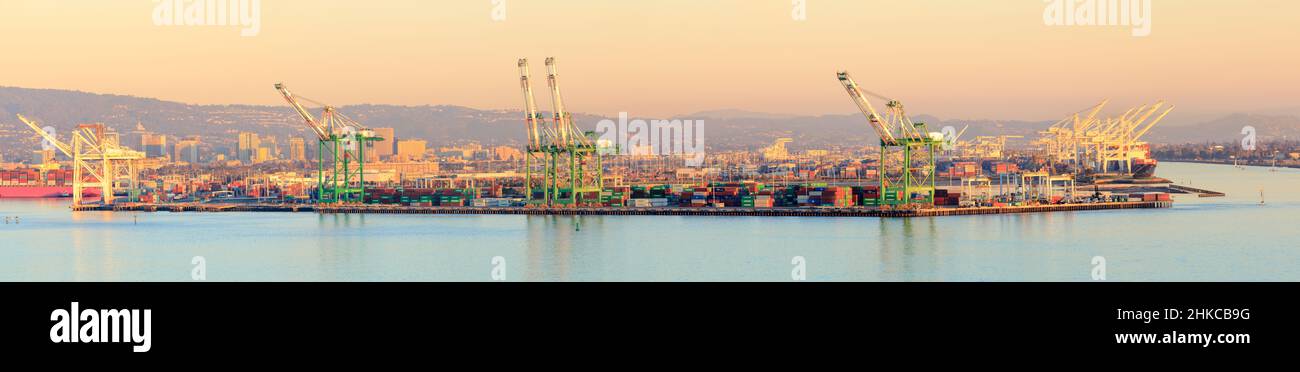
[1,162,1296,282]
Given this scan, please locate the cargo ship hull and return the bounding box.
[1131,159,1157,179]
[0,186,101,198]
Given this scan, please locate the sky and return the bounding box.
[2,0,1298,121]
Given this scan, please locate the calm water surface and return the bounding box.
[1,162,1296,281]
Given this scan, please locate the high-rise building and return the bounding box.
[125,121,149,151]
[238,132,260,163]
[371,127,395,161]
[259,136,279,161]
[396,139,427,161]
[493,146,523,161]
[142,133,168,158]
[256,147,271,164]
[289,137,306,162]
[175,137,202,164]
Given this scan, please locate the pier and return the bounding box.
[1168,184,1227,197]
[72,201,1171,218]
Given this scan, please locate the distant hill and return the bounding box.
[1145,113,1300,143]
[2,86,1298,161]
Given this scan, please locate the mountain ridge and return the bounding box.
[2,86,1297,161]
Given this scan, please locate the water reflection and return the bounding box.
[525,215,578,281]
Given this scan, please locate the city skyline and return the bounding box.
[1,1,1297,121]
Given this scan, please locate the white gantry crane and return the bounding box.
[1035,99,1173,176]
[17,114,145,206]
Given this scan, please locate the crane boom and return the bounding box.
[1130,105,1174,143]
[274,83,331,140]
[837,71,898,145]
[1082,99,1109,126]
[954,125,969,142]
[544,57,570,146]
[518,58,545,149]
[16,114,73,157]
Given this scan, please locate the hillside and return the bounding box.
[2,86,1298,161]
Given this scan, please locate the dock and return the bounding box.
[73,201,1172,218]
[1168,184,1226,197]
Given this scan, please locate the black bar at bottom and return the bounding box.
[0,283,1290,358]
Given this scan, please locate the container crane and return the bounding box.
[518,58,549,203]
[516,57,602,206]
[17,114,144,206]
[837,71,942,207]
[1037,99,1173,177]
[274,83,382,204]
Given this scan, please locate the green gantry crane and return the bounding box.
[517,58,603,206]
[837,71,942,207]
[275,83,383,204]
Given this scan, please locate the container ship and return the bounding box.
[0,168,101,198]
[1129,143,1157,179]
[1131,158,1157,179]
[0,185,101,198]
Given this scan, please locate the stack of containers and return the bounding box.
[433,188,470,206]
[933,189,954,206]
[472,198,514,207]
[605,188,629,207]
[1130,193,1171,202]
[821,186,853,207]
[796,186,812,206]
[439,195,464,206]
[713,186,741,206]
[855,185,881,206]
[690,187,710,207]
[779,186,798,207]
[648,185,667,198]
[991,162,1020,175]
[945,191,963,206]
[882,187,904,205]
[752,189,775,208]
[373,188,396,204]
[579,191,600,205]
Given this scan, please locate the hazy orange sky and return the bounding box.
[2,0,1297,121]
